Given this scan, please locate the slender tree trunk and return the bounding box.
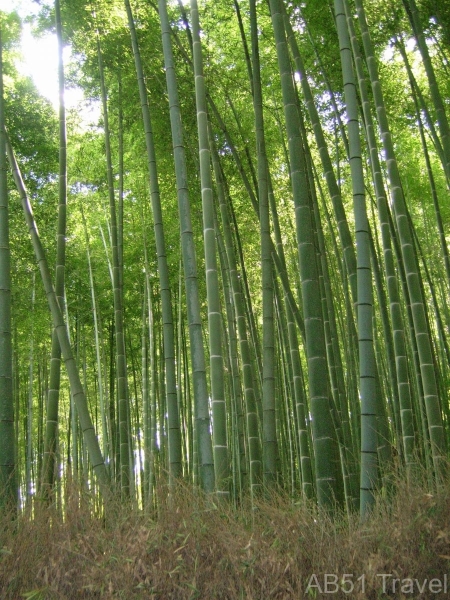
[81,204,110,466]
[283,5,357,307]
[209,127,262,498]
[6,135,110,498]
[249,0,277,487]
[42,0,67,499]
[124,0,182,486]
[25,276,35,505]
[190,0,230,497]
[335,0,379,518]
[158,0,214,492]
[346,4,415,474]
[0,28,15,510]
[397,39,450,287]
[269,0,343,508]
[95,24,130,498]
[355,0,447,480]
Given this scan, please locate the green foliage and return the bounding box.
[2,0,450,521]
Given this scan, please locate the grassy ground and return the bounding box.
[1,474,449,599]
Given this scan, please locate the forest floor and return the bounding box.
[1,472,449,599]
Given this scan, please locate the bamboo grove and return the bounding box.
[0,0,449,520]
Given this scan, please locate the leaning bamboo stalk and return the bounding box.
[6,132,109,497]
[283,6,357,307]
[41,0,67,499]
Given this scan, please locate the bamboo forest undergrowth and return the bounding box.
[1,473,450,599]
[1,0,450,593]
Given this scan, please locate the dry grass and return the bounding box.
[1,474,450,599]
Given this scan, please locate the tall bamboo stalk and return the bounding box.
[355,0,447,480]
[95,22,130,497]
[269,0,343,508]
[190,0,230,497]
[0,27,15,509]
[209,127,262,497]
[283,5,357,307]
[345,2,415,473]
[124,0,182,486]
[335,0,379,517]
[42,0,67,498]
[250,0,277,487]
[158,0,214,492]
